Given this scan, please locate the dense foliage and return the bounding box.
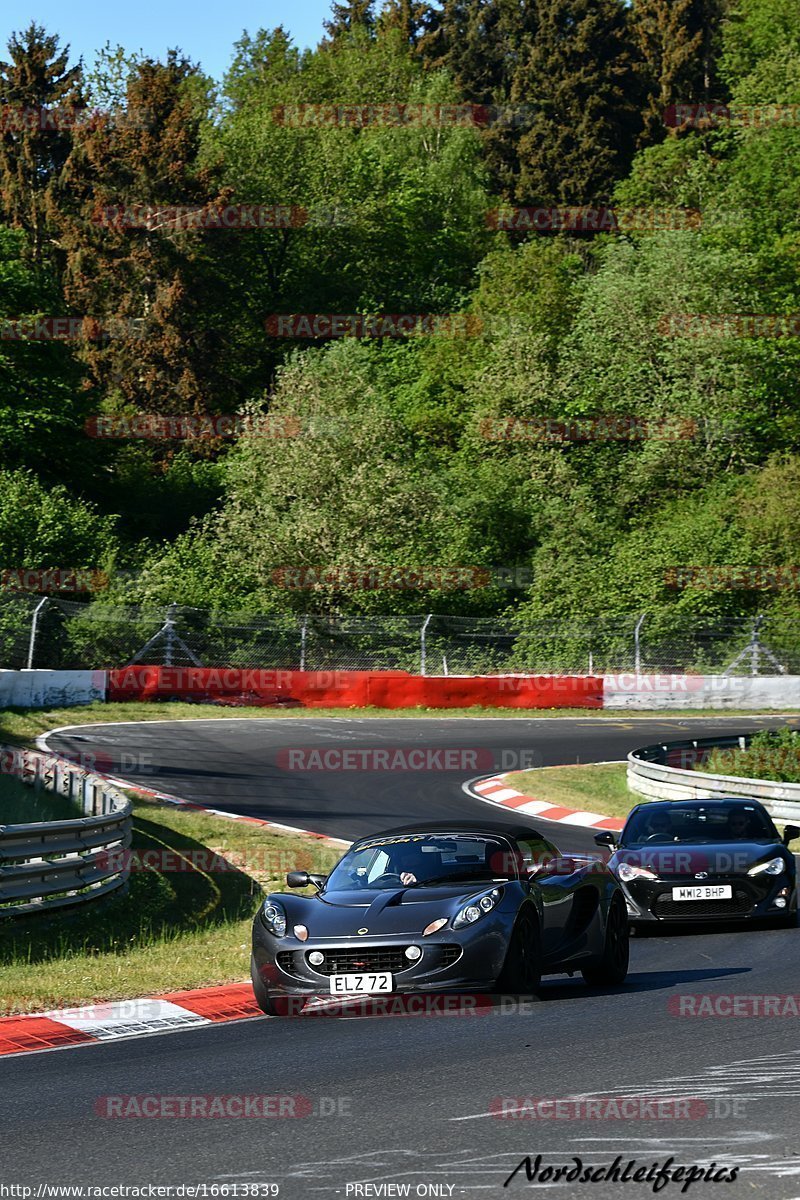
[0,0,798,651]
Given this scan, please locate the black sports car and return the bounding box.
[250,820,629,1014]
[596,797,799,930]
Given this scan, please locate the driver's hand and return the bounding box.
[400,872,417,884]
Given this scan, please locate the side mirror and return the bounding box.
[783,825,800,846]
[594,831,617,848]
[286,871,326,890]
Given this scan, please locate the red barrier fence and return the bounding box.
[108,668,603,709]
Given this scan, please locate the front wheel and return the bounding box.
[496,910,542,995]
[582,895,629,986]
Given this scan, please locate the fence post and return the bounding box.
[420,613,433,676]
[634,612,646,675]
[300,616,308,671]
[26,597,49,669]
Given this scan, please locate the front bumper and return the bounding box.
[621,873,796,923]
[252,919,510,996]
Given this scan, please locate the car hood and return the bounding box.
[272,883,502,937]
[611,841,786,876]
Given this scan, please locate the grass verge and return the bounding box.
[0,795,343,1014]
[504,762,638,823]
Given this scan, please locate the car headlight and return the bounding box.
[617,863,657,882]
[452,888,502,930]
[260,900,288,937]
[748,856,785,877]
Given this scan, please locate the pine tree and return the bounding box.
[0,23,84,264]
[379,0,429,46]
[510,0,643,206]
[630,0,725,144]
[418,0,537,197]
[324,0,377,39]
[58,52,232,418]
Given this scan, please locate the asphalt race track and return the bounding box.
[6,714,800,1199]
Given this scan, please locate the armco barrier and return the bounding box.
[107,667,603,709]
[627,733,800,821]
[0,745,132,916]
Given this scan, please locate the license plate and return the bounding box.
[671,885,732,901]
[329,972,393,994]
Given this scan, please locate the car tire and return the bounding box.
[496,910,542,995]
[251,957,294,1016]
[581,895,629,987]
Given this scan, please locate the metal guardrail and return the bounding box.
[627,734,800,821]
[0,745,132,917]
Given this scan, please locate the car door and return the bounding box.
[517,835,579,958]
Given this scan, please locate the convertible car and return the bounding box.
[250,820,629,1014]
[596,797,799,931]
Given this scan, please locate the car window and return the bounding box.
[515,836,559,874]
[622,804,776,845]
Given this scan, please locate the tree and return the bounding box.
[324,0,377,40]
[510,0,643,206]
[630,0,725,145]
[418,0,537,197]
[58,51,230,416]
[379,0,430,46]
[0,23,84,265]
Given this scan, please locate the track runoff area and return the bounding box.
[3,712,800,1199]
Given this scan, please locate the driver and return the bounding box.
[726,808,752,839]
[644,809,672,839]
[393,842,436,886]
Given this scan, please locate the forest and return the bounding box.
[1,0,799,667]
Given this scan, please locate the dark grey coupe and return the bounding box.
[251,820,629,1015]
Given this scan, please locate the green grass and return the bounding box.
[0,773,82,823]
[504,762,638,822]
[0,795,344,1013]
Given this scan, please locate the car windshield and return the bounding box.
[621,803,777,846]
[324,834,518,891]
